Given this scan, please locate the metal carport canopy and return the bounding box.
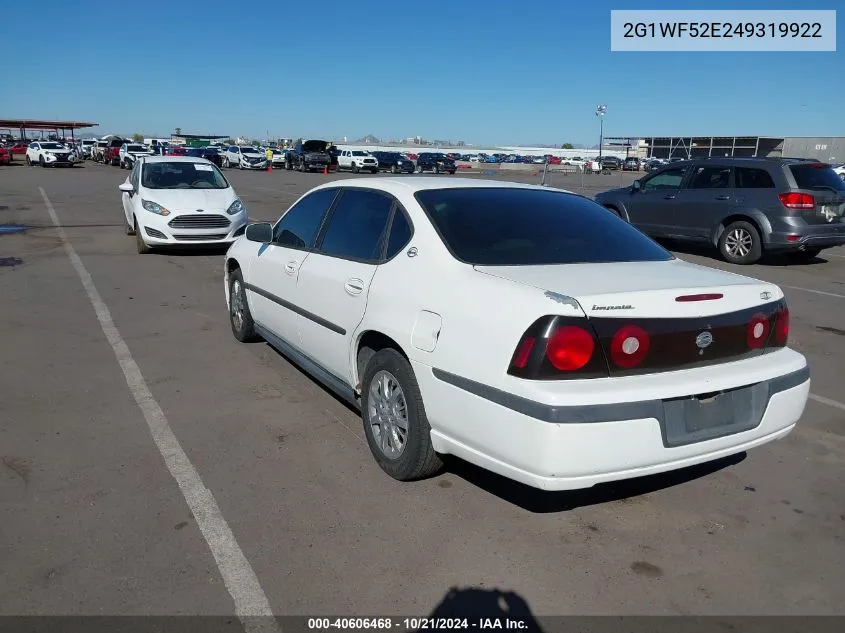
[0,119,98,130]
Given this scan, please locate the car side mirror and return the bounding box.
[631,180,642,192]
[119,182,134,193]
[245,222,273,243]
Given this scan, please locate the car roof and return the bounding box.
[309,177,575,196]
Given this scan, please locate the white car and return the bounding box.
[119,142,153,169]
[270,149,287,168]
[832,163,845,181]
[118,156,249,254]
[337,149,378,173]
[25,141,78,167]
[222,145,267,170]
[223,178,810,491]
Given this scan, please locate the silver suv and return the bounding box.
[594,157,845,264]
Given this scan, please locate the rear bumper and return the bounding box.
[768,225,845,250]
[415,349,809,491]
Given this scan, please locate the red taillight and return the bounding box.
[775,308,789,345]
[609,325,651,369]
[778,192,814,210]
[675,293,724,302]
[511,337,535,369]
[546,326,595,371]
[746,313,771,349]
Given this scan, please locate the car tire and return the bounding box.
[719,220,762,265]
[228,269,260,343]
[223,157,230,168]
[299,161,306,172]
[449,170,456,175]
[371,168,377,174]
[391,165,398,174]
[353,163,359,174]
[125,215,136,236]
[25,156,31,166]
[136,220,152,254]
[360,348,442,482]
[40,156,47,168]
[434,165,440,174]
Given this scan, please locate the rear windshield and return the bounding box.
[789,164,845,193]
[414,188,673,266]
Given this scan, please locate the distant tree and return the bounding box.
[132,133,143,142]
[174,127,182,136]
[562,143,574,149]
[224,138,235,145]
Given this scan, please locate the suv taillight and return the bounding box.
[507,316,608,380]
[778,192,814,210]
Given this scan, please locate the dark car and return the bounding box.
[286,139,331,172]
[371,151,414,174]
[599,156,621,170]
[593,157,845,264]
[622,157,641,171]
[184,146,223,167]
[328,146,340,170]
[416,152,456,174]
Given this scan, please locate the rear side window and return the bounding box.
[273,188,337,249]
[789,164,845,192]
[735,167,775,188]
[385,210,413,259]
[689,166,731,189]
[414,188,673,266]
[317,189,393,261]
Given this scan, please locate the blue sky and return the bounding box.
[5,0,843,145]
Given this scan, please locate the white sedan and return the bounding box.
[119,156,249,254]
[223,178,810,491]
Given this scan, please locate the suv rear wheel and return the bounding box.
[719,220,762,265]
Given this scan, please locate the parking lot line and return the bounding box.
[782,285,845,300]
[39,187,280,632]
[809,393,845,411]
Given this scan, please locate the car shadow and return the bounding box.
[442,452,746,513]
[656,238,828,266]
[153,245,231,257]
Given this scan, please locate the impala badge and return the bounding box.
[760,291,772,300]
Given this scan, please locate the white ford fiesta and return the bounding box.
[223,178,810,491]
[119,156,249,254]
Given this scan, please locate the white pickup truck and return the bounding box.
[337,149,379,173]
[119,143,153,169]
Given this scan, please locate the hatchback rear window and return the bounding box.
[789,164,845,192]
[414,188,673,266]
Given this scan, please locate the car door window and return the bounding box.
[131,163,140,190]
[316,189,393,262]
[273,188,337,249]
[642,169,686,192]
[735,167,775,188]
[689,166,731,189]
[384,209,413,260]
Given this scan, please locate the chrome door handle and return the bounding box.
[344,278,365,295]
[663,195,676,200]
[715,195,730,201]
[284,261,298,275]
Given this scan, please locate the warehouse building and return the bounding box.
[604,136,845,164]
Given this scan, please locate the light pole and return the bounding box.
[596,104,607,162]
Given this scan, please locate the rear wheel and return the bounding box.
[360,349,442,482]
[719,221,761,265]
[434,164,440,174]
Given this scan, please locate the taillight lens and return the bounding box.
[778,192,814,210]
[546,326,595,371]
[609,325,650,369]
[775,307,789,345]
[746,313,771,349]
[507,316,607,380]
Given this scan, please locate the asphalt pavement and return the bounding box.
[1,160,844,619]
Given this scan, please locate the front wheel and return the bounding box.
[223,157,230,168]
[229,269,260,342]
[25,155,31,166]
[352,163,359,174]
[40,156,47,168]
[360,349,442,482]
[136,220,152,254]
[718,221,761,265]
